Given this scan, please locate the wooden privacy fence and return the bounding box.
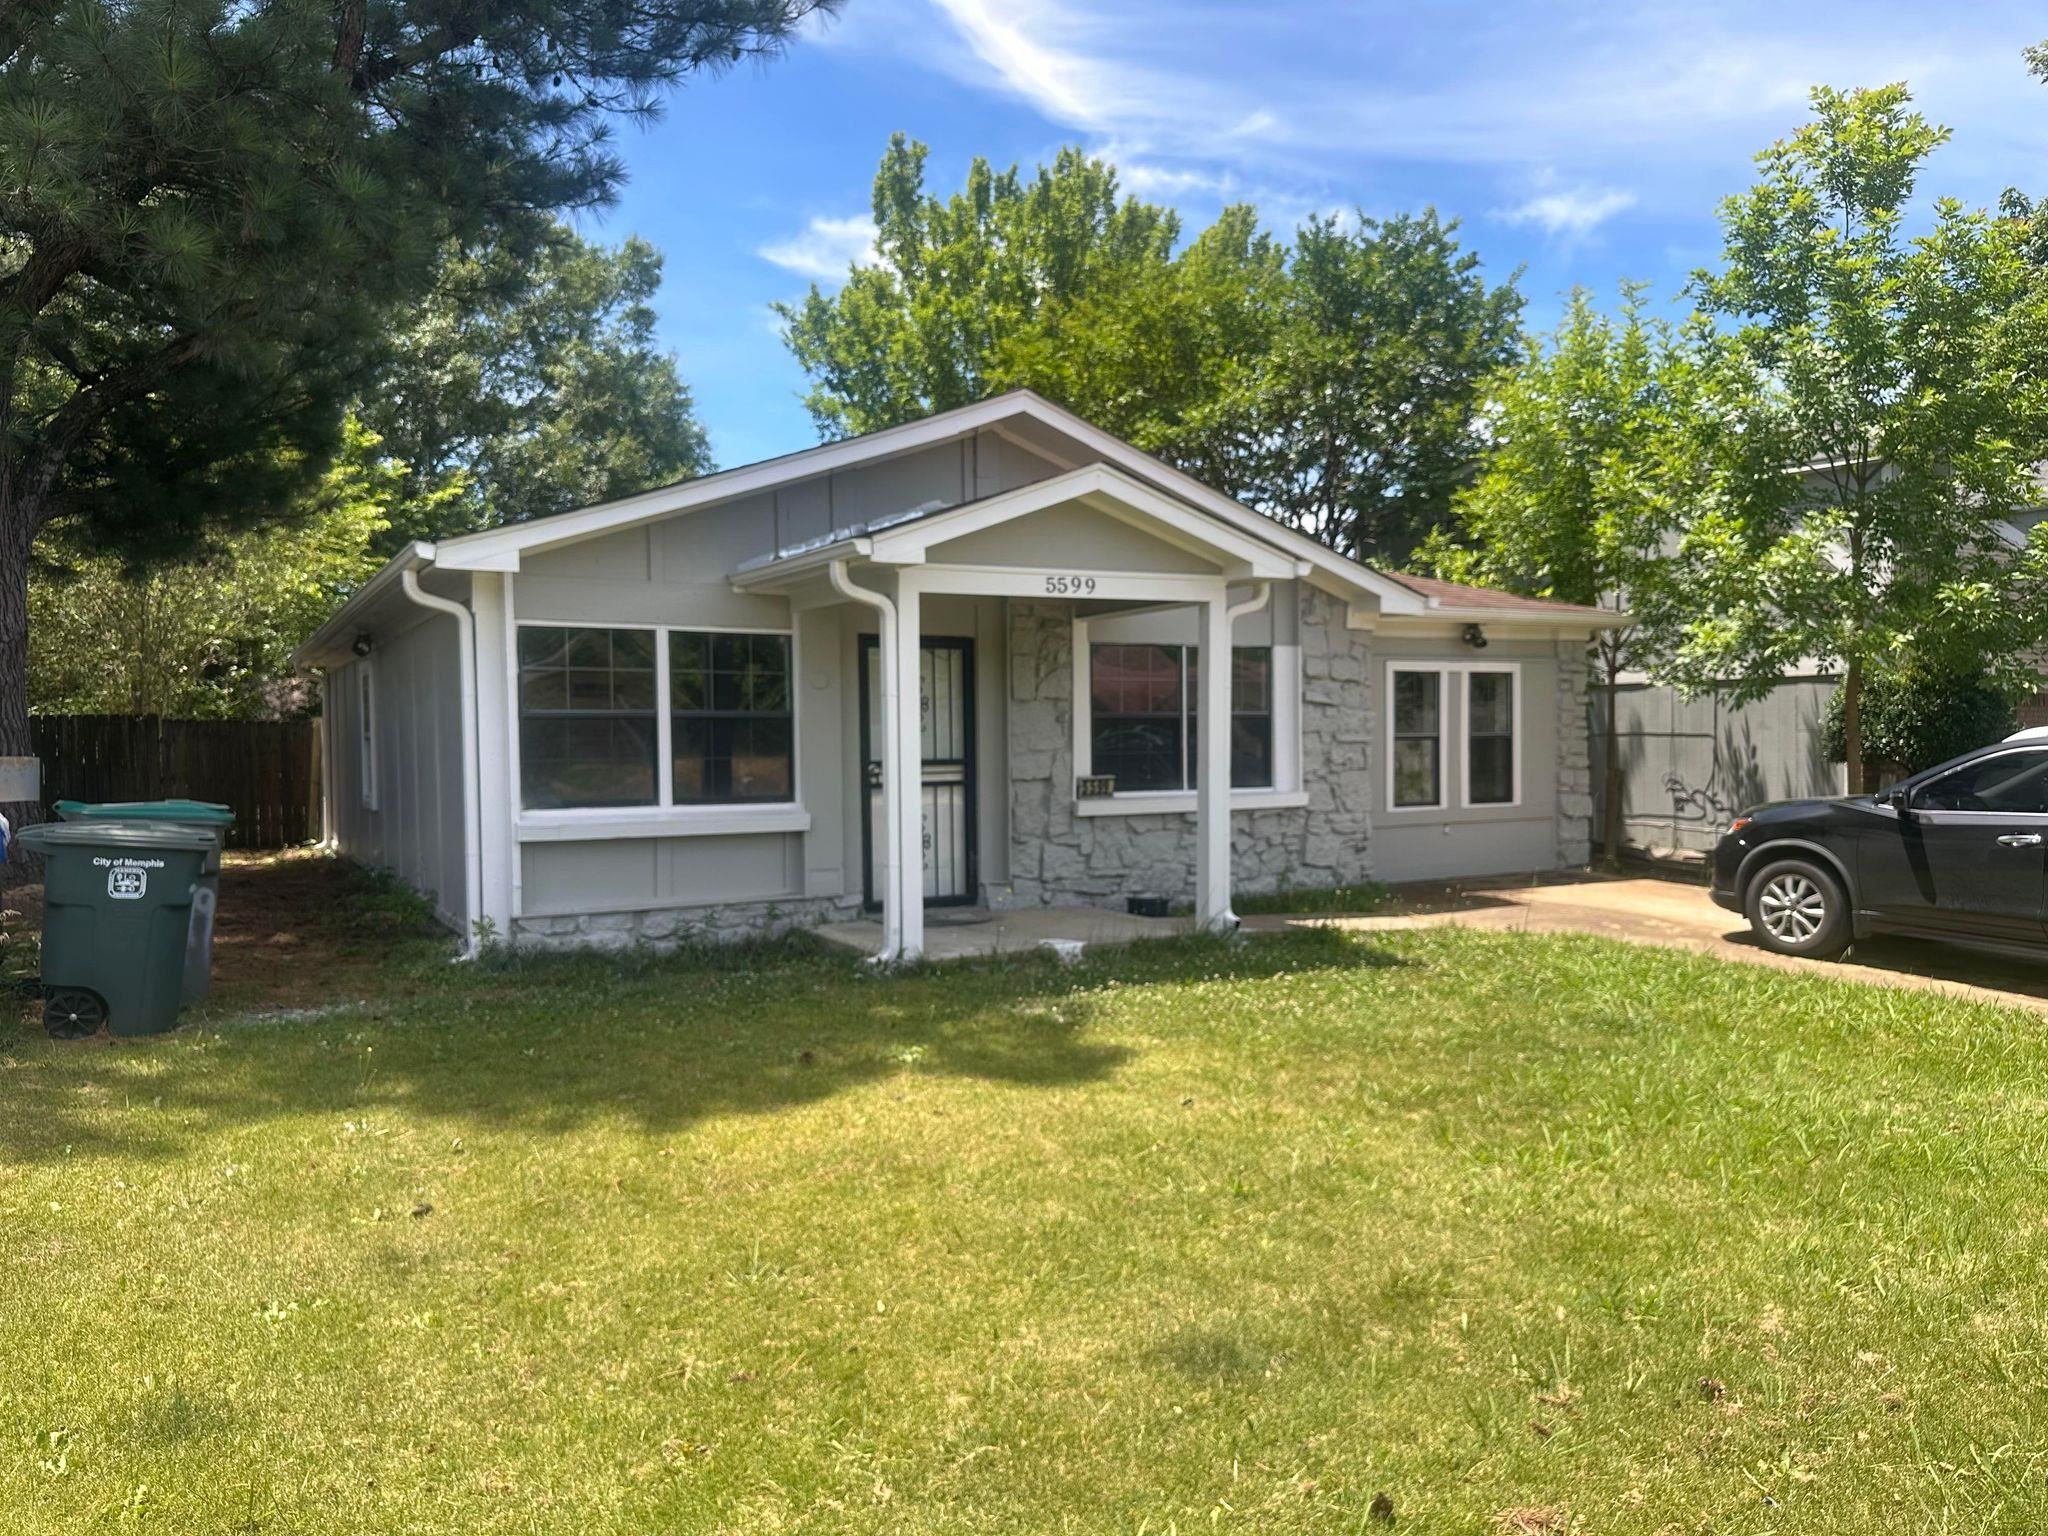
[29,715,321,849]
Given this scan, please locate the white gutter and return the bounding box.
[1227,580,1273,627]
[398,567,483,959]
[826,559,901,964]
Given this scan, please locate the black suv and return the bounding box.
[1711,738,2048,960]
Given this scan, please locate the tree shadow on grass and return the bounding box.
[0,893,1404,1166]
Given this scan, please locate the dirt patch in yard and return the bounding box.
[2,848,453,1034]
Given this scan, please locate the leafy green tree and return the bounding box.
[29,418,396,718]
[1229,211,1522,562]
[363,224,713,546]
[777,134,1182,438]
[1419,285,1754,861]
[0,0,830,765]
[1675,84,2048,792]
[1820,660,2021,778]
[779,141,1522,562]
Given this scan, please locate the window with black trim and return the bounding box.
[1088,643,1272,792]
[670,631,794,803]
[517,627,658,809]
[1467,670,1516,805]
[1391,669,1442,808]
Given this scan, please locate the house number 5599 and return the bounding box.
[1043,574,1097,595]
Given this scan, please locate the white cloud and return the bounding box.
[899,1,2047,219]
[758,214,879,282]
[1502,185,1637,237]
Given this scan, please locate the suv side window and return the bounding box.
[1915,750,2048,813]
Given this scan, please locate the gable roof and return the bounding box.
[298,391,1620,669]
[1380,571,1612,618]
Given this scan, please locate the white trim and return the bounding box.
[510,618,800,822]
[516,804,813,842]
[1071,606,1295,802]
[860,463,1300,580]
[1460,664,1524,811]
[1074,789,1310,818]
[1384,663,1446,813]
[1382,660,1525,814]
[397,568,483,954]
[471,572,516,938]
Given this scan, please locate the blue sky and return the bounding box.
[588,0,2048,470]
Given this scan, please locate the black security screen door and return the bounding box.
[858,635,977,909]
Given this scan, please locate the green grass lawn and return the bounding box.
[7,860,2048,1533]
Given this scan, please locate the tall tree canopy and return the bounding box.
[1419,285,1759,859]
[0,0,831,756]
[29,417,395,718]
[778,138,1521,564]
[1673,84,2048,791]
[362,223,713,547]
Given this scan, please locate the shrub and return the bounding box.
[1822,663,2021,775]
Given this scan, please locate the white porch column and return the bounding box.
[1195,586,1236,932]
[892,581,926,959]
[470,572,516,940]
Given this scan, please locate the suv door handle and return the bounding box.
[1998,833,2044,847]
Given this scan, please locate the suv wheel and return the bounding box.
[1744,858,1851,959]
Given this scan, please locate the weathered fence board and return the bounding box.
[27,715,320,849]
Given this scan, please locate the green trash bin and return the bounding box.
[53,799,233,1003]
[17,820,215,1038]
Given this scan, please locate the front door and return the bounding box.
[1856,747,2048,943]
[859,635,977,908]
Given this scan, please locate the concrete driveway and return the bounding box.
[1244,873,2048,1015]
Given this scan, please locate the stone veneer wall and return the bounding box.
[997,585,1377,909]
[512,892,863,951]
[1553,634,1594,867]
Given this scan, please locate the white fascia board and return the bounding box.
[865,462,1298,579]
[991,391,1428,613]
[289,541,437,668]
[430,394,1048,573]
[423,390,1401,610]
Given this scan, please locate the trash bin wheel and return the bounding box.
[43,986,106,1040]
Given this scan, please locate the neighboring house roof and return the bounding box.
[1380,571,1613,618]
[297,390,1618,667]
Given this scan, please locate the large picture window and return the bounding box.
[517,627,658,809]
[1088,643,1272,793]
[670,632,794,803]
[1391,669,1442,808]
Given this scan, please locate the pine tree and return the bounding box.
[0,0,831,760]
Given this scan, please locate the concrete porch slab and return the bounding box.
[816,906,1190,961]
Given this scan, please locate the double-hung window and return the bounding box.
[669,632,794,804]
[1391,669,1442,808]
[1088,643,1272,792]
[517,627,659,810]
[1388,663,1520,810]
[1466,670,1517,805]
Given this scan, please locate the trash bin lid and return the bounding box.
[18,820,218,854]
[55,798,234,826]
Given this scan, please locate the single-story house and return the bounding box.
[294,391,1615,959]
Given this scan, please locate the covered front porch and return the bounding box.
[734,462,1304,962]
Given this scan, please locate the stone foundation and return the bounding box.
[1553,635,1594,867]
[510,892,864,952]
[996,585,1376,909]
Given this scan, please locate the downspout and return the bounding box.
[399,566,483,959]
[827,559,901,963]
[1227,581,1273,626]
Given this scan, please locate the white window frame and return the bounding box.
[357,658,378,812]
[1383,660,1524,813]
[511,619,810,841]
[1461,665,1524,810]
[1069,615,1308,817]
